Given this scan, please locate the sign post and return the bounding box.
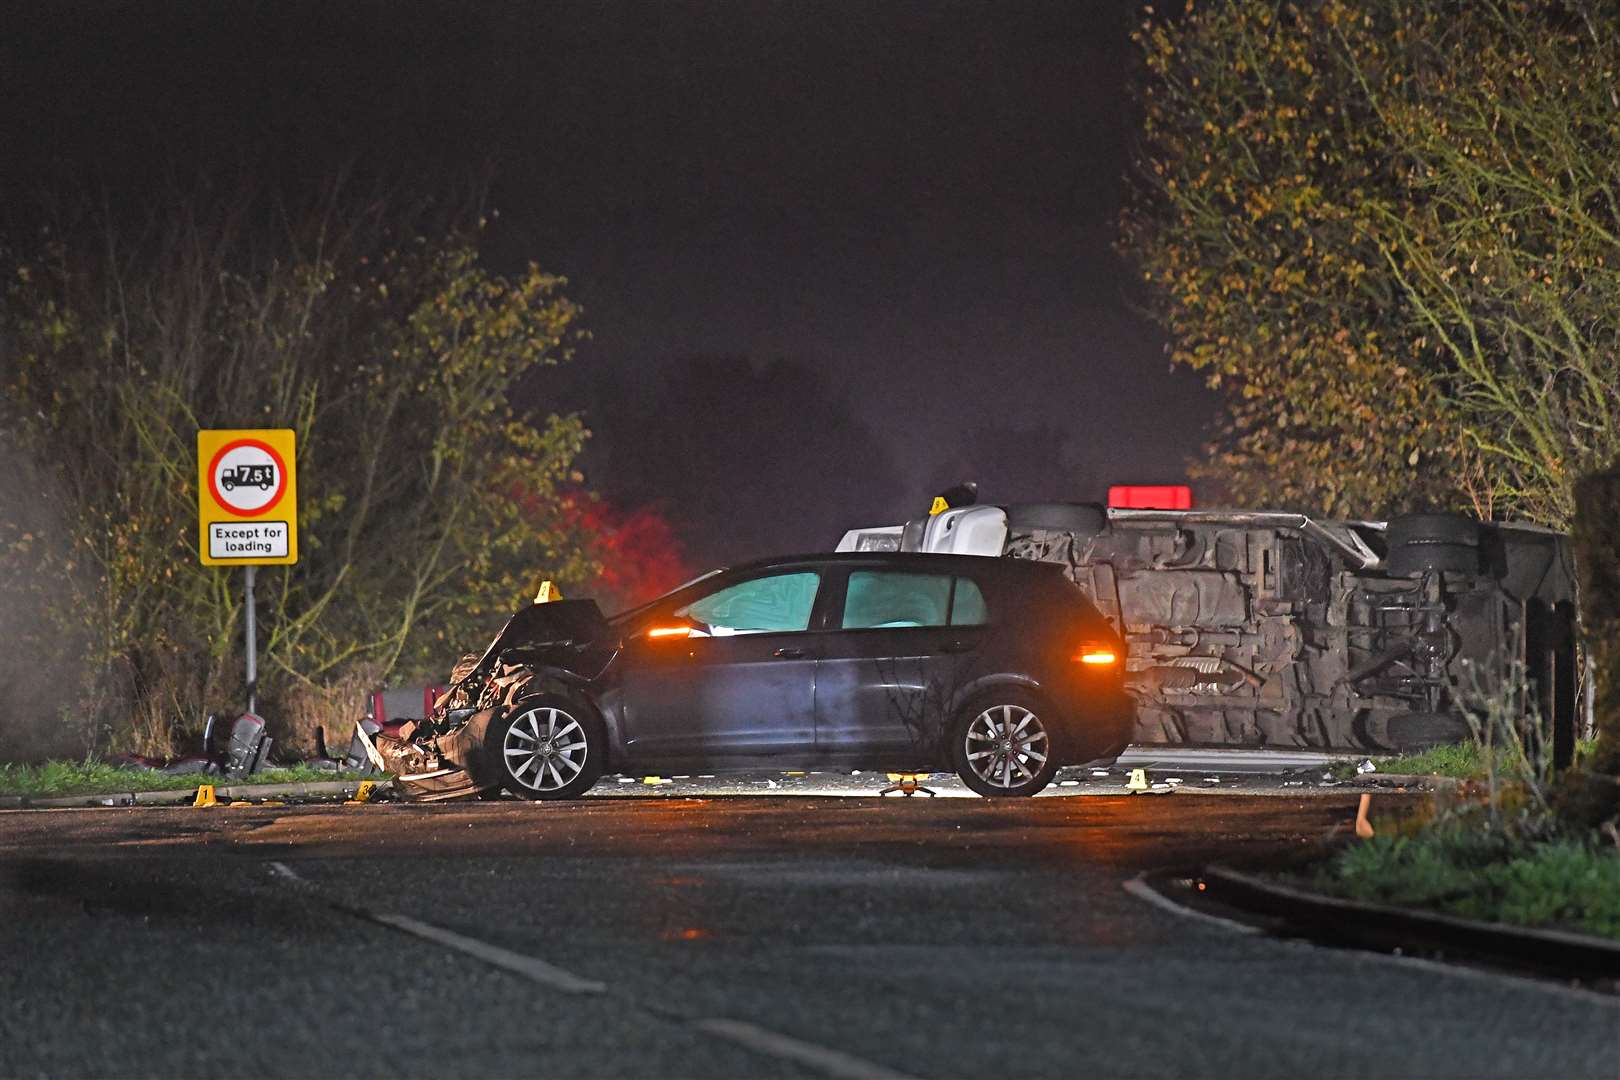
[197,429,298,716]
[245,565,257,713]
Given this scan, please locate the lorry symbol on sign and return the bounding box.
[220,463,275,492]
[207,438,288,518]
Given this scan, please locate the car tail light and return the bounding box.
[1075,644,1118,666]
[1107,484,1193,509]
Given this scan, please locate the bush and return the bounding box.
[1317,824,1620,940]
[0,188,601,760]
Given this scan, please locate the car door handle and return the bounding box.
[936,640,974,654]
[772,647,806,659]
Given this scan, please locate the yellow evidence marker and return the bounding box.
[344,780,379,805]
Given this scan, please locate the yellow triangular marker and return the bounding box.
[344,780,378,805]
[193,784,217,807]
[929,496,949,516]
[534,579,563,604]
[1125,768,1149,794]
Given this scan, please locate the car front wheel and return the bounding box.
[950,692,1060,797]
[489,695,604,800]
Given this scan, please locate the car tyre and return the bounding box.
[1384,710,1472,750]
[487,693,605,800]
[950,689,1061,797]
[1005,502,1107,536]
[1386,512,1480,576]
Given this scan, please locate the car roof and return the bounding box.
[607,551,1072,622]
[723,550,1064,581]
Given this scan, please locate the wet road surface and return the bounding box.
[2,792,1616,1079]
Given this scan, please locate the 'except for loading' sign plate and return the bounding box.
[209,521,291,559]
[197,429,298,565]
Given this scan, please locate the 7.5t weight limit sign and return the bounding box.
[197,429,298,565]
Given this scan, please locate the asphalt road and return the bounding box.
[2,790,1617,1080]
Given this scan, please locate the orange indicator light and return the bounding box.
[647,625,693,640]
[1077,648,1118,665]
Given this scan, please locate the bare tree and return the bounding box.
[0,187,598,757]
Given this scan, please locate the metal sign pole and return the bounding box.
[245,564,257,715]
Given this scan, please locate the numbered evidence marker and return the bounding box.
[197,429,298,565]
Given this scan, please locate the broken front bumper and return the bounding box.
[356,708,506,802]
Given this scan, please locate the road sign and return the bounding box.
[197,429,298,565]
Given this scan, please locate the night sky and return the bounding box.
[4,0,1214,570]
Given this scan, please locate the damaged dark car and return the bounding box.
[364,553,1133,801]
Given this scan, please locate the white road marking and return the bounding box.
[1123,872,1620,1007]
[369,912,608,995]
[693,1018,918,1080]
[1122,874,1261,935]
[1364,949,1620,1007]
[269,860,309,887]
[268,858,921,1078]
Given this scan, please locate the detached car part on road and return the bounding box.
[366,553,1132,801]
[839,498,1578,757]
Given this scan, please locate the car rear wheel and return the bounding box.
[1385,512,1481,576]
[1005,502,1107,536]
[1384,710,1472,750]
[489,695,604,800]
[951,692,1060,797]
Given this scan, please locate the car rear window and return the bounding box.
[950,577,988,626]
[842,571,990,629]
[843,571,950,628]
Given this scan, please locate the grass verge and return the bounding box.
[1308,825,1620,941]
[0,760,374,798]
[1373,742,1485,779]
[1368,739,1600,780]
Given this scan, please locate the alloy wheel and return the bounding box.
[964,704,1049,790]
[502,706,589,792]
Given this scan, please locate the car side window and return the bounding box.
[950,577,989,626]
[675,571,821,635]
[842,571,953,629]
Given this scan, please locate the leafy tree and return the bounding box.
[1125,0,1620,526]
[0,192,598,757]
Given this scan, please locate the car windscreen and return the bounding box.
[605,568,726,625]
